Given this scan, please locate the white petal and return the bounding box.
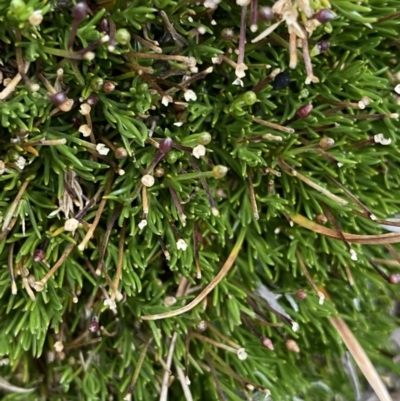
[192,145,206,159]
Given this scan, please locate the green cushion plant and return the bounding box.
[1,0,400,400]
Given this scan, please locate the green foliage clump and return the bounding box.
[1,0,400,400]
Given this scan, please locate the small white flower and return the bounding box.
[54,341,64,353]
[176,239,188,251]
[197,26,206,35]
[236,0,251,6]
[79,124,92,137]
[212,55,223,64]
[374,133,392,145]
[236,348,248,360]
[163,296,177,307]
[232,78,244,87]
[138,219,147,230]
[292,322,299,332]
[174,122,184,127]
[141,174,155,187]
[64,218,79,232]
[204,0,221,8]
[96,143,110,155]
[350,249,358,261]
[15,156,26,170]
[395,84,400,95]
[80,103,91,116]
[211,19,217,25]
[192,144,206,159]
[29,10,43,26]
[104,298,117,311]
[162,95,173,106]
[235,63,248,79]
[184,89,197,102]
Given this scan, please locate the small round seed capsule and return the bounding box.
[166,150,179,164]
[88,317,99,333]
[243,91,257,106]
[159,137,173,154]
[315,214,328,225]
[72,2,88,21]
[114,147,128,159]
[286,339,300,353]
[313,9,335,24]
[87,94,99,106]
[212,165,228,179]
[295,289,307,300]
[197,320,208,332]
[389,274,400,284]
[258,6,274,21]
[90,77,103,91]
[154,167,164,177]
[317,40,330,53]
[141,174,155,187]
[261,337,274,350]
[99,18,110,34]
[71,116,81,129]
[297,104,313,118]
[33,249,45,262]
[49,92,67,107]
[115,28,131,46]
[273,71,290,90]
[319,137,335,149]
[103,81,115,94]
[220,28,235,41]
[198,132,212,145]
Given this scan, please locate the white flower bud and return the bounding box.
[176,239,188,251]
[64,218,79,232]
[141,175,155,187]
[192,144,206,159]
[395,84,400,94]
[184,89,197,102]
[236,348,248,360]
[16,156,26,170]
[138,219,147,230]
[96,143,110,155]
[54,341,64,353]
[374,133,392,145]
[80,103,91,116]
[29,10,43,26]
[79,124,92,137]
[163,296,177,307]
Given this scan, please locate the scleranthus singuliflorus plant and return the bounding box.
[1,0,400,400]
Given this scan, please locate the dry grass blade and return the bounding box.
[291,214,400,245]
[329,317,392,401]
[142,228,246,320]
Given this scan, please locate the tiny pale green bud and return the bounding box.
[212,165,228,179]
[116,28,131,46]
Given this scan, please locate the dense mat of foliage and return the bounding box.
[1,0,400,400]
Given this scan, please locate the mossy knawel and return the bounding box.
[1,0,400,400]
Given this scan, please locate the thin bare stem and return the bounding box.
[175,364,194,401]
[277,159,348,206]
[207,324,241,350]
[296,251,325,304]
[124,338,152,400]
[289,32,298,69]
[33,239,76,291]
[247,168,259,220]
[191,332,239,354]
[78,172,114,251]
[112,223,126,301]
[8,242,17,294]
[142,228,246,320]
[291,213,400,245]
[253,117,294,134]
[329,317,392,401]
[237,5,247,65]
[206,352,227,401]
[193,222,202,279]
[250,0,258,32]
[189,157,219,216]
[169,185,187,226]
[2,180,29,232]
